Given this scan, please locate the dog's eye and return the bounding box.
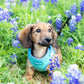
[48,29,51,32]
[36,29,41,33]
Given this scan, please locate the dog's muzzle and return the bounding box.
[38,37,52,46]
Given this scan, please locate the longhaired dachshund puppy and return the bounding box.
[19,22,62,81]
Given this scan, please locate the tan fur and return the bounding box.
[19,22,62,82]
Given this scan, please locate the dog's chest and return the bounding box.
[28,45,56,71]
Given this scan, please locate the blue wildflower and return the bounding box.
[65,4,77,18]
[67,37,73,45]
[80,0,84,14]
[65,10,71,18]
[0,8,10,22]
[0,10,5,21]
[51,71,65,84]
[48,20,52,24]
[15,34,19,40]
[10,27,18,32]
[75,13,82,22]
[44,0,49,3]
[5,0,16,8]
[49,54,60,77]
[69,16,77,32]
[32,0,40,9]
[55,16,62,31]
[70,3,77,15]
[66,64,81,84]
[20,0,27,2]
[51,0,58,4]
[75,43,84,51]
[12,39,20,48]
[10,54,17,64]
[10,18,18,26]
[61,33,63,36]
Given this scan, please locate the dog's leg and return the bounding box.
[25,59,35,81]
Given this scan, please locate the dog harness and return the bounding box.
[28,45,56,71]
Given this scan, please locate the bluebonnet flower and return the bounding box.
[10,18,19,32]
[66,64,81,84]
[48,20,52,24]
[10,54,17,64]
[80,0,84,14]
[51,0,58,4]
[65,10,71,18]
[5,0,16,8]
[67,37,73,45]
[15,34,19,40]
[60,33,63,36]
[51,71,65,84]
[44,0,49,3]
[55,15,62,31]
[47,16,52,24]
[75,43,84,51]
[10,18,18,26]
[20,0,27,2]
[65,4,77,18]
[75,13,82,22]
[0,9,5,21]
[32,0,40,9]
[0,8,10,21]
[70,3,77,15]
[49,54,60,76]
[69,15,77,32]
[10,27,18,32]
[12,39,20,48]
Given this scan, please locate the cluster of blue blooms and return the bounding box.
[80,0,84,14]
[10,54,17,64]
[51,71,65,84]
[75,43,84,51]
[44,0,58,4]
[49,54,60,76]
[0,0,20,64]
[65,3,82,33]
[20,0,58,9]
[50,63,84,84]
[0,8,11,21]
[55,15,62,31]
[5,0,16,9]
[67,37,74,45]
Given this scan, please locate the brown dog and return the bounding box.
[19,22,62,81]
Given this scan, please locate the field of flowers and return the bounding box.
[0,0,84,84]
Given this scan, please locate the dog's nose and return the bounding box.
[45,37,51,43]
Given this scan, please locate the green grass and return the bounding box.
[0,0,84,84]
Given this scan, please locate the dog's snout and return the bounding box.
[45,37,51,43]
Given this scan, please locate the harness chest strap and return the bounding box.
[28,45,56,71]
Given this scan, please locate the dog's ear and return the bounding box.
[19,24,34,48]
[47,23,58,46]
[52,29,58,46]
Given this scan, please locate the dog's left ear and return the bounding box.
[47,23,58,46]
[52,29,58,46]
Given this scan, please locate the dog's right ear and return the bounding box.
[19,24,34,48]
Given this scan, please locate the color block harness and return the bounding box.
[28,45,56,71]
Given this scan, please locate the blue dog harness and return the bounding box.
[28,45,56,71]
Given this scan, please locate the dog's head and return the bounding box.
[19,22,58,48]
